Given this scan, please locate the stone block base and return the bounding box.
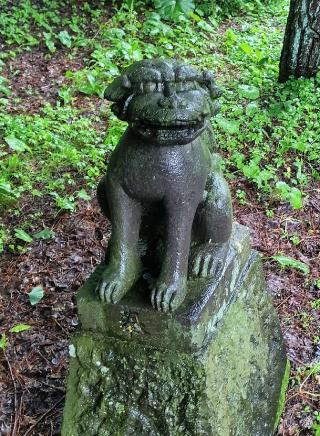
[62,225,289,436]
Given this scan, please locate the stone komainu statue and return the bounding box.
[97,59,233,312]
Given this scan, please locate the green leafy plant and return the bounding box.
[0,180,19,206]
[58,30,72,48]
[43,32,56,52]
[275,182,303,209]
[9,324,32,333]
[312,412,320,435]
[289,234,300,246]
[196,0,267,18]
[52,192,76,211]
[14,228,33,243]
[238,84,260,100]
[77,189,91,201]
[27,286,44,305]
[0,334,7,350]
[298,311,314,329]
[77,72,107,98]
[0,104,107,211]
[0,226,6,252]
[272,255,310,275]
[154,0,195,20]
[5,136,30,152]
[236,189,247,205]
[34,229,55,239]
[293,362,320,388]
[0,76,11,96]
[215,115,239,135]
[0,324,32,351]
[311,299,320,310]
[58,87,74,105]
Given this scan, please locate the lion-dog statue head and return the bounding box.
[105,58,222,145]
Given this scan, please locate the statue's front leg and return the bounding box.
[97,177,142,303]
[151,200,198,313]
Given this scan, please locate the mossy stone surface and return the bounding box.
[76,224,251,353]
[202,255,288,434]
[62,225,288,435]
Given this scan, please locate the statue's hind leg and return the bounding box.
[190,170,233,279]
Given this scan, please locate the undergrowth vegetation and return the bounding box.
[1,0,319,255]
[0,1,319,245]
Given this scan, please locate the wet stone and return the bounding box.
[62,224,288,436]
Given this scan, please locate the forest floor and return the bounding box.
[0,1,319,435]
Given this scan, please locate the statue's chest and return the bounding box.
[110,140,207,202]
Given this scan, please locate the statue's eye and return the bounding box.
[176,82,184,92]
[183,81,195,91]
[175,81,195,92]
[144,82,157,93]
[156,82,164,92]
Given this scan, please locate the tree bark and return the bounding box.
[279,0,320,82]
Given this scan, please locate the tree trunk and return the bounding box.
[279,0,320,82]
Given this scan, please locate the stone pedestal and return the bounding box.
[62,224,289,436]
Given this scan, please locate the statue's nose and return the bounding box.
[159,95,178,109]
[158,82,185,109]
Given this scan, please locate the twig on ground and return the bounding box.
[16,391,24,436]
[4,350,19,436]
[23,396,64,436]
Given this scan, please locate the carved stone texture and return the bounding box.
[279,0,320,82]
[96,59,233,313]
[62,225,289,436]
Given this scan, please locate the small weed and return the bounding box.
[312,412,320,436]
[293,362,320,388]
[0,323,32,352]
[272,255,310,275]
[266,209,274,218]
[297,312,314,330]
[0,225,7,253]
[311,299,320,310]
[236,189,247,205]
[289,234,301,246]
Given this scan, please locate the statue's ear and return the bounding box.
[208,99,220,117]
[104,74,131,102]
[202,71,222,100]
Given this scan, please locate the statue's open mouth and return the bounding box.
[131,119,206,143]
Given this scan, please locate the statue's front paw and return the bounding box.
[189,242,228,279]
[97,259,140,304]
[98,272,125,304]
[151,278,187,313]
